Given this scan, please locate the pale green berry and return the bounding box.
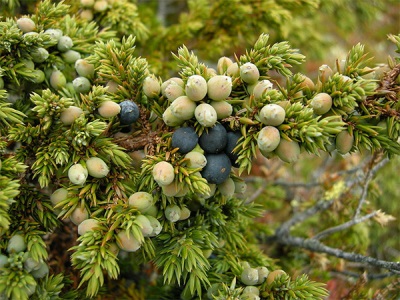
[135,215,153,237]
[179,206,191,220]
[70,206,89,225]
[257,126,280,154]
[73,76,91,94]
[108,242,120,256]
[256,266,269,284]
[143,75,161,98]
[86,157,109,178]
[106,80,119,93]
[17,17,36,33]
[259,104,286,126]
[217,56,233,74]
[164,82,185,102]
[234,180,247,194]
[21,59,34,69]
[142,205,158,217]
[146,215,162,237]
[62,50,81,64]
[98,100,121,118]
[128,192,153,212]
[23,253,40,272]
[240,62,260,84]
[185,75,207,101]
[184,151,207,169]
[175,185,189,197]
[7,234,26,253]
[299,74,315,91]
[162,182,180,197]
[227,62,239,77]
[50,70,67,90]
[30,69,45,84]
[164,204,181,222]
[207,75,232,101]
[266,269,286,285]
[0,254,8,268]
[210,100,233,119]
[243,286,260,296]
[161,77,184,95]
[117,230,141,252]
[75,59,95,78]
[252,80,273,100]
[50,188,68,214]
[80,0,95,7]
[335,130,354,155]
[241,267,259,285]
[152,161,175,186]
[78,218,99,235]
[60,105,83,125]
[80,9,94,21]
[202,249,212,258]
[310,93,332,115]
[31,47,49,63]
[44,28,63,43]
[93,0,108,12]
[207,68,217,77]
[198,183,216,199]
[57,36,73,52]
[218,177,235,198]
[163,106,185,127]
[318,64,333,83]
[68,163,88,185]
[275,139,301,163]
[194,103,217,127]
[31,261,49,279]
[170,96,196,120]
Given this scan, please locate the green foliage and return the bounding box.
[0,0,399,299]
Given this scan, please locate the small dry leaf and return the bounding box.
[373,210,396,227]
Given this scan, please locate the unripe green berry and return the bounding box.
[93,0,108,12]
[153,161,175,186]
[86,157,109,178]
[218,177,235,198]
[266,269,286,285]
[163,106,185,127]
[75,59,95,78]
[78,218,100,235]
[198,183,216,199]
[30,69,45,84]
[243,286,260,296]
[259,104,286,126]
[335,130,354,155]
[170,96,196,120]
[142,205,158,218]
[207,75,232,101]
[73,76,91,94]
[80,9,94,21]
[240,62,260,84]
[227,62,239,77]
[256,266,269,284]
[68,163,88,185]
[162,182,180,197]
[161,77,184,95]
[164,82,185,102]
[57,36,74,52]
[318,64,333,83]
[310,93,332,115]
[62,50,81,64]
[241,267,259,286]
[31,47,49,63]
[50,187,68,213]
[60,105,83,125]
[80,0,95,7]
[184,151,207,169]
[207,67,217,77]
[185,75,207,101]
[146,215,162,237]
[16,17,36,33]
[7,234,26,253]
[257,126,280,154]
[70,206,89,225]
[50,70,67,90]
[128,192,153,212]
[299,74,315,91]
[135,215,153,237]
[98,100,121,118]
[0,254,8,268]
[210,100,233,119]
[44,28,63,43]
[252,80,273,100]
[234,180,247,194]
[30,261,49,279]
[179,206,191,220]
[275,139,300,163]
[164,204,181,222]
[195,103,217,127]
[175,185,189,198]
[217,56,233,74]
[116,230,141,252]
[106,80,119,93]
[143,75,161,98]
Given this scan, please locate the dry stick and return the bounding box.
[274,156,400,273]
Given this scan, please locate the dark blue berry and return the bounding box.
[171,127,199,154]
[201,153,231,184]
[199,123,227,154]
[119,100,140,125]
[224,131,241,167]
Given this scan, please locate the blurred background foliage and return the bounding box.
[1,0,399,298]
